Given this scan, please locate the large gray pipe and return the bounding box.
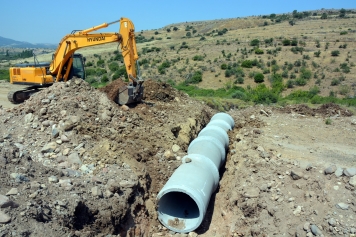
[157,113,234,233]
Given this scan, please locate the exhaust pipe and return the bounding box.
[157,113,234,233]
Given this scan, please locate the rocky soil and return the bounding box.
[0,79,356,237]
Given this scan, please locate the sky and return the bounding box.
[0,0,354,44]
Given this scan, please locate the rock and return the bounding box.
[119,180,137,188]
[172,144,180,152]
[350,228,356,234]
[305,164,312,171]
[42,120,50,127]
[328,218,336,227]
[6,188,18,196]
[293,206,302,216]
[163,150,175,161]
[0,210,11,224]
[41,142,57,153]
[324,165,337,174]
[91,186,102,197]
[350,176,356,187]
[41,99,50,104]
[335,167,343,177]
[243,187,260,198]
[62,148,70,156]
[39,107,47,115]
[310,224,322,236]
[291,170,303,180]
[343,167,356,177]
[24,113,33,123]
[67,152,82,165]
[259,184,268,192]
[61,135,69,142]
[188,232,198,237]
[303,222,310,231]
[336,203,349,210]
[121,105,129,111]
[51,125,59,138]
[0,195,14,208]
[48,176,59,183]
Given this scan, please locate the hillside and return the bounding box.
[0,36,56,49]
[1,8,356,104]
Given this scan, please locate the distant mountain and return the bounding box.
[0,36,56,49]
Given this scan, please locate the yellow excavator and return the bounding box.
[8,17,144,105]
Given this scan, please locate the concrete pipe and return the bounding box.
[157,112,234,233]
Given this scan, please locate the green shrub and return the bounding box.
[101,74,109,83]
[221,64,228,70]
[241,60,253,68]
[250,39,260,46]
[111,66,127,79]
[282,39,291,46]
[331,79,340,86]
[340,31,348,35]
[186,71,203,84]
[331,50,340,57]
[0,69,9,80]
[97,59,105,67]
[193,55,204,61]
[108,62,119,72]
[254,48,264,54]
[295,78,307,86]
[286,80,295,88]
[254,73,264,83]
[235,77,244,84]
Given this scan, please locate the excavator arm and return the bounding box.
[49,17,143,104]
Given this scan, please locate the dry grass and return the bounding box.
[4,11,356,98]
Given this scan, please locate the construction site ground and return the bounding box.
[0,79,356,237]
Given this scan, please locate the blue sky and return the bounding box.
[0,0,354,44]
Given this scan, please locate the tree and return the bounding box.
[339,8,346,18]
[321,13,328,19]
[186,32,191,37]
[289,20,295,26]
[166,28,171,33]
[173,26,178,31]
[254,73,264,83]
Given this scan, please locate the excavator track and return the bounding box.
[7,87,40,104]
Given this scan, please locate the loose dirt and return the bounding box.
[0,80,355,237]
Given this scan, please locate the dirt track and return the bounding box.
[0,80,356,236]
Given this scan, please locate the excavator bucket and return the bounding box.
[117,82,144,105]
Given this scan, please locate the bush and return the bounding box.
[254,73,264,83]
[186,71,203,84]
[220,64,228,70]
[250,39,260,47]
[96,59,105,67]
[254,48,264,54]
[331,50,340,57]
[286,80,295,88]
[111,66,127,79]
[295,78,307,86]
[282,39,291,46]
[108,62,119,72]
[331,79,340,86]
[241,60,253,68]
[236,77,244,84]
[192,55,204,61]
[101,74,109,83]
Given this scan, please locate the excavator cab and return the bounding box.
[68,54,86,80]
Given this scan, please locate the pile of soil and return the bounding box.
[0,78,356,237]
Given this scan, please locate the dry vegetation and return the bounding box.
[2,9,356,104]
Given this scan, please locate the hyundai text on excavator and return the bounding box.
[8,17,144,105]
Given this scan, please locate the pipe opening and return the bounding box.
[158,191,200,231]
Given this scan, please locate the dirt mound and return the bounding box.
[99,79,126,102]
[278,103,353,117]
[99,79,185,103]
[0,78,213,236]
